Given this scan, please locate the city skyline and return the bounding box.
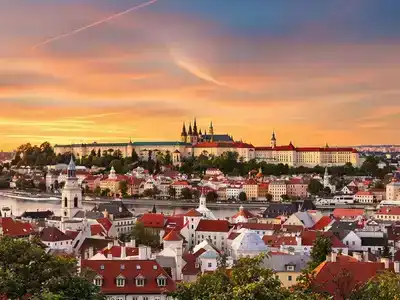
[1,0,400,150]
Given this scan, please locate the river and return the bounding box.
[0,196,248,220]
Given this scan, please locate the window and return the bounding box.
[116,277,125,287]
[143,297,149,300]
[100,264,105,270]
[208,262,212,268]
[73,196,78,208]
[93,278,102,286]
[64,197,68,208]
[157,277,166,287]
[136,278,145,286]
[116,297,123,300]
[286,265,295,271]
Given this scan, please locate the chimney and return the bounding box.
[352,252,362,261]
[88,246,94,258]
[113,239,119,246]
[120,246,126,259]
[129,239,136,248]
[331,252,337,262]
[107,252,112,259]
[295,235,301,246]
[363,251,370,262]
[138,245,149,260]
[380,257,390,269]
[326,253,331,262]
[394,261,400,273]
[107,242,113,250]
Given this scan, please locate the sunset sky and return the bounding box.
[1,0,399,150]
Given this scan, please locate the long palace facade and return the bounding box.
[54,120,360,167]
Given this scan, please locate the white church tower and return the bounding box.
[323,167,329,188]
[61,157,82,220]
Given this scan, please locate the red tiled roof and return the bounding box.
[232,209,255,220]
[196,220,231,232]
[65,230,80,240]
[227,232,240,240]
[90,224,106,236]
[301,231,346,248]
[332,208,364,219]
[262,235,297,247]
[139,213,165,228]
[311,216,333,231]
[163,230,183,241]
[194,142,254,148]
[313,260,387,299]
[100,246,139,258]
[97,218,112,232]
[255,146,356,153]
[281,225,305,232]
[0,217,35,237]
[237,223,279,231]
[184,209,203,217]
[376,207,400,215]
[81,259,175,295]
[182,253,200,275]
[172,181,190,186]
[40,227,72,242]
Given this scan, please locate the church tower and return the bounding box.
[323,167,329,188]
[181,122,187,143]
[209,121,214,142]
[61,156,82,219]
[271,131,277,148]
[192,118,199,145]
[188,123,193,143]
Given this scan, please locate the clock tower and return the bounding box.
[61,156,82,220]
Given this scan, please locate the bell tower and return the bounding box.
[61,156,82,220]
[271,130,277,148]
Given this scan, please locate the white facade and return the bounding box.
[386,181,400,201]
[268,181,287,201]
[195,230,229,252]
[226,186,243,200]
[61,158,83,219]
[230,229,268,260]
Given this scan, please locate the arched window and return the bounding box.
[64,197,68,208]
[74,197,78,208]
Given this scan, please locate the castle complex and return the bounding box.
[54,119,360,167]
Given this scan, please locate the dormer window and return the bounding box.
[93,275,103,286]
[286,265,295,271]
[136,275,145,287]
[157,275,167,287]
[116,275,125,287]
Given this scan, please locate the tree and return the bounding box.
[170,254,290,300]
[350,271,400,300]
[322,186,331,196]
[0,236,105,300]
[131,149,139,162]
[143,189,154,198]
[129,222,160,248]
[206,191,218,202]
[307,179,324,196]
[238,191,247,202]
[109,159,123,174]
[280,194,290,202]
[168,186,176,199]
[308,235,332,270]
[266,193,273,202]
[119,181,128,197]
[38,181,47,192]
[94,186,101,196]
[181,187,192,199]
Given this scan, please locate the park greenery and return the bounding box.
[7,142,395,182]
[0,236,105,300]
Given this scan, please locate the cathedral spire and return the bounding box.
[188,122,193,136]
[181,122,187,136]
[193,118,198,135]
[67,156,76,178]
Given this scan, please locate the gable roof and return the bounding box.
[100,246,139,258]
[0,217,35,237]
[92,201,133,219]
[139,213,166,228]
[81,259,176,294]
[163,230,183,241]
[332,208,364,219]
[311,216,333,231]
[196,220,231,232]
[40,227,72,242]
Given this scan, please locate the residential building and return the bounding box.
[195,220,231,251]
[40,227,73,252]
[242,180,258,200]
[81,259,176,300]
[268,181,287,202]
[171,181,191,198]
[374,207,400,222]
[386,180,400,201]
[286,179,308,199]
[354,191,375,203]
